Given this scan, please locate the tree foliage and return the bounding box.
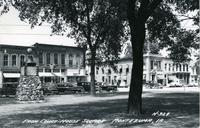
[7,0,126,95]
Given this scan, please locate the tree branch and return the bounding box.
[143,0,163,22]
[86,1,92,49]
[127,0,137,24]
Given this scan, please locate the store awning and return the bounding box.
[39,72,54,77]
[3,73,20,78]
[52,73,64,77]
[168,75,178,80]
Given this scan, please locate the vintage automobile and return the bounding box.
[56,82,85,93]
[144,82,163,89]
[42,83,59,95]
[100,83,117,92]
[77,82,102,92]
[166,80,185,87]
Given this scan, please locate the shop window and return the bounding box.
[53,69,60,72]
[45,68,51,72]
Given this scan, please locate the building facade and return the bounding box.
[0,43,86,89]
[87,52,199,87]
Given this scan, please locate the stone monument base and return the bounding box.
[16,76,44,101]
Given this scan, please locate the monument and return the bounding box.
[16,48,44,102]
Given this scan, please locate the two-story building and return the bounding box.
[87,52,198,87]
[0,43,86,90]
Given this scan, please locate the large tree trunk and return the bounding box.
[127,19,146,115]
[90,50,96,96]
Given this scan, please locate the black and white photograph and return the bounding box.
[0,0,199,128]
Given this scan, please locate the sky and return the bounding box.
[0,7,75,46]
[0,7,198,58]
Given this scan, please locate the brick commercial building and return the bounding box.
[0,43,86,92]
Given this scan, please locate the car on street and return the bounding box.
[42,83,59,95]
[56,82,85,93]
[77,82,102,93]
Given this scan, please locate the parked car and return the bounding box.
[166,80,185,87]
[101,83,117,92]
[42,83,59,95]
[56,82,85,93]
[144,82,163,89]
[77,82,102,92]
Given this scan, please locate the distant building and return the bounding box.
[0,43,86,90]
[87,53,199,87]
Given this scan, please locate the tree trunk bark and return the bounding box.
[127,20,145,115]
[90,50,96,96]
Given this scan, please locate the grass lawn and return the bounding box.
[0,87,199,128]
[0,97,17,106]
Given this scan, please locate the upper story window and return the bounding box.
[102,76,105,82]
[3,54,8,66]
[108,69,111,74]
[157,61,161,69]
[76,54,80,67]
[20,55,25,66]
[39,52,43,65]
[69,54,73,67]
[183,64,185,71]
[54,53,58,65]
[119,66,123,74]
[102,68,104,74]
[28,55,33,62]
[12,55,17,66]
[172,64,175,71]
[150,60,154,69]
[186,64,188,72]
[96,67,99,74]
[168,64,171,71]
[61,54,65,65]
[176,64,178,71]
[46,53,50,65]
[179,64,182,72]
[126,67,129,74]
[165,63,167,71]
